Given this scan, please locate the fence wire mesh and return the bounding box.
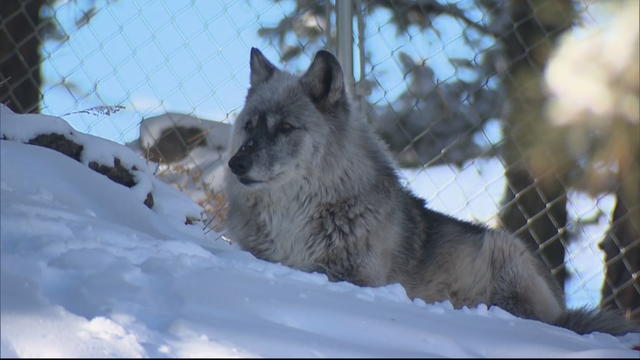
[1,0,638,320]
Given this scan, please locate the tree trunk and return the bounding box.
[499,0,575,288]
[0,0,45,113]
[600,123,640,320]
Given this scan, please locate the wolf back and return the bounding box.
[223,48,638,335]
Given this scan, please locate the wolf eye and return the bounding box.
[279,122,295,134]
[243,121,253,131]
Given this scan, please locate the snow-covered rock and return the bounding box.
[127,112,231,230]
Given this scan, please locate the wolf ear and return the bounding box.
[300,50,346,110]
[250,47,277,87]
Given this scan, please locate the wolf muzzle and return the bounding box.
[228,153,251,177]
[228,140,257,177]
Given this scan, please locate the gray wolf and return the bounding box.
[223,48,637,335]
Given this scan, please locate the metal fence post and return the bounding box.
[336,0,354,93]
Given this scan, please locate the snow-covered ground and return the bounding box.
[1,104,638,357]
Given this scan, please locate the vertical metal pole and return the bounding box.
[336,0,354,92]
[354,0,368,121]
[325,0,332,51]
[355,0,365,85]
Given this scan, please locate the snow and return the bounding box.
[1,104,638,357]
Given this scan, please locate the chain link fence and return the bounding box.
[1,0,638,320]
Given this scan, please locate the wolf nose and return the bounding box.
[228,154,251,176]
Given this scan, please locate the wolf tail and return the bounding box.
[553,307,639,335]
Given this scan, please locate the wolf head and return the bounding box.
[227,48,350,188]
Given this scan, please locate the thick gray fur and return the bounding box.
[223,48,638,335]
